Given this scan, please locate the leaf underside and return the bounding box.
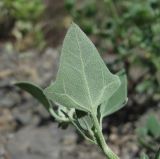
[100,70,128,117]
[44,23,120,113]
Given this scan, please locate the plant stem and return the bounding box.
[91,111,120,159]
[68,116,96,144]
[49,107,69,122]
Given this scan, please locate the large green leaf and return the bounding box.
[100,70,128,117]
[15,82,51,111]
[44,23,120,113]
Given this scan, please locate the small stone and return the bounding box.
[0,108,16,133]
[13,109,32,125]
[61,133,77,146]
[0,146,5,156]
[109,134,118,143]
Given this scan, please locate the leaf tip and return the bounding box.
[68,22,81,32]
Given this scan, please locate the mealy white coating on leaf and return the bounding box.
[44,23,120,113]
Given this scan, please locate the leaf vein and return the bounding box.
[64,62,82,74]
[53,91,89,112]
[74,27,93,108]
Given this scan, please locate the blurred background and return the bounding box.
[0,0,160,159]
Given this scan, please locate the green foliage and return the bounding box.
[65,0,160,101]
[139,153,150,159]
[0,0,44,21]
[44,23,121,114]
[155,149,160,159]
[144,115,160,139]
[0,0,45,49]
[64,0,75,10]
[137,114,160,156]
[147,115,160,138]
[15,23,128,159]
[139,149,160,159]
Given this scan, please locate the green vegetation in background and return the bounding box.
[137,114,160,158]
[0,0,45,50]
[64,0,160,102]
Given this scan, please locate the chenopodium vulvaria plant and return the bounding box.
[15,23,128,159]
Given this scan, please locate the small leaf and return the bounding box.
[75,115,95,142]
[74,111,94,140]
[77,114,93,131]
[146,114,160,138]
[100,69,128,117]
[44,23,120,114]
[15,82,51,111]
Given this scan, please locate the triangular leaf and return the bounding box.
[15,82,51,111]
[44,23,120,113]
[100,70,128,117]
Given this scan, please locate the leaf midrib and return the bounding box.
[74,27,93,110]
